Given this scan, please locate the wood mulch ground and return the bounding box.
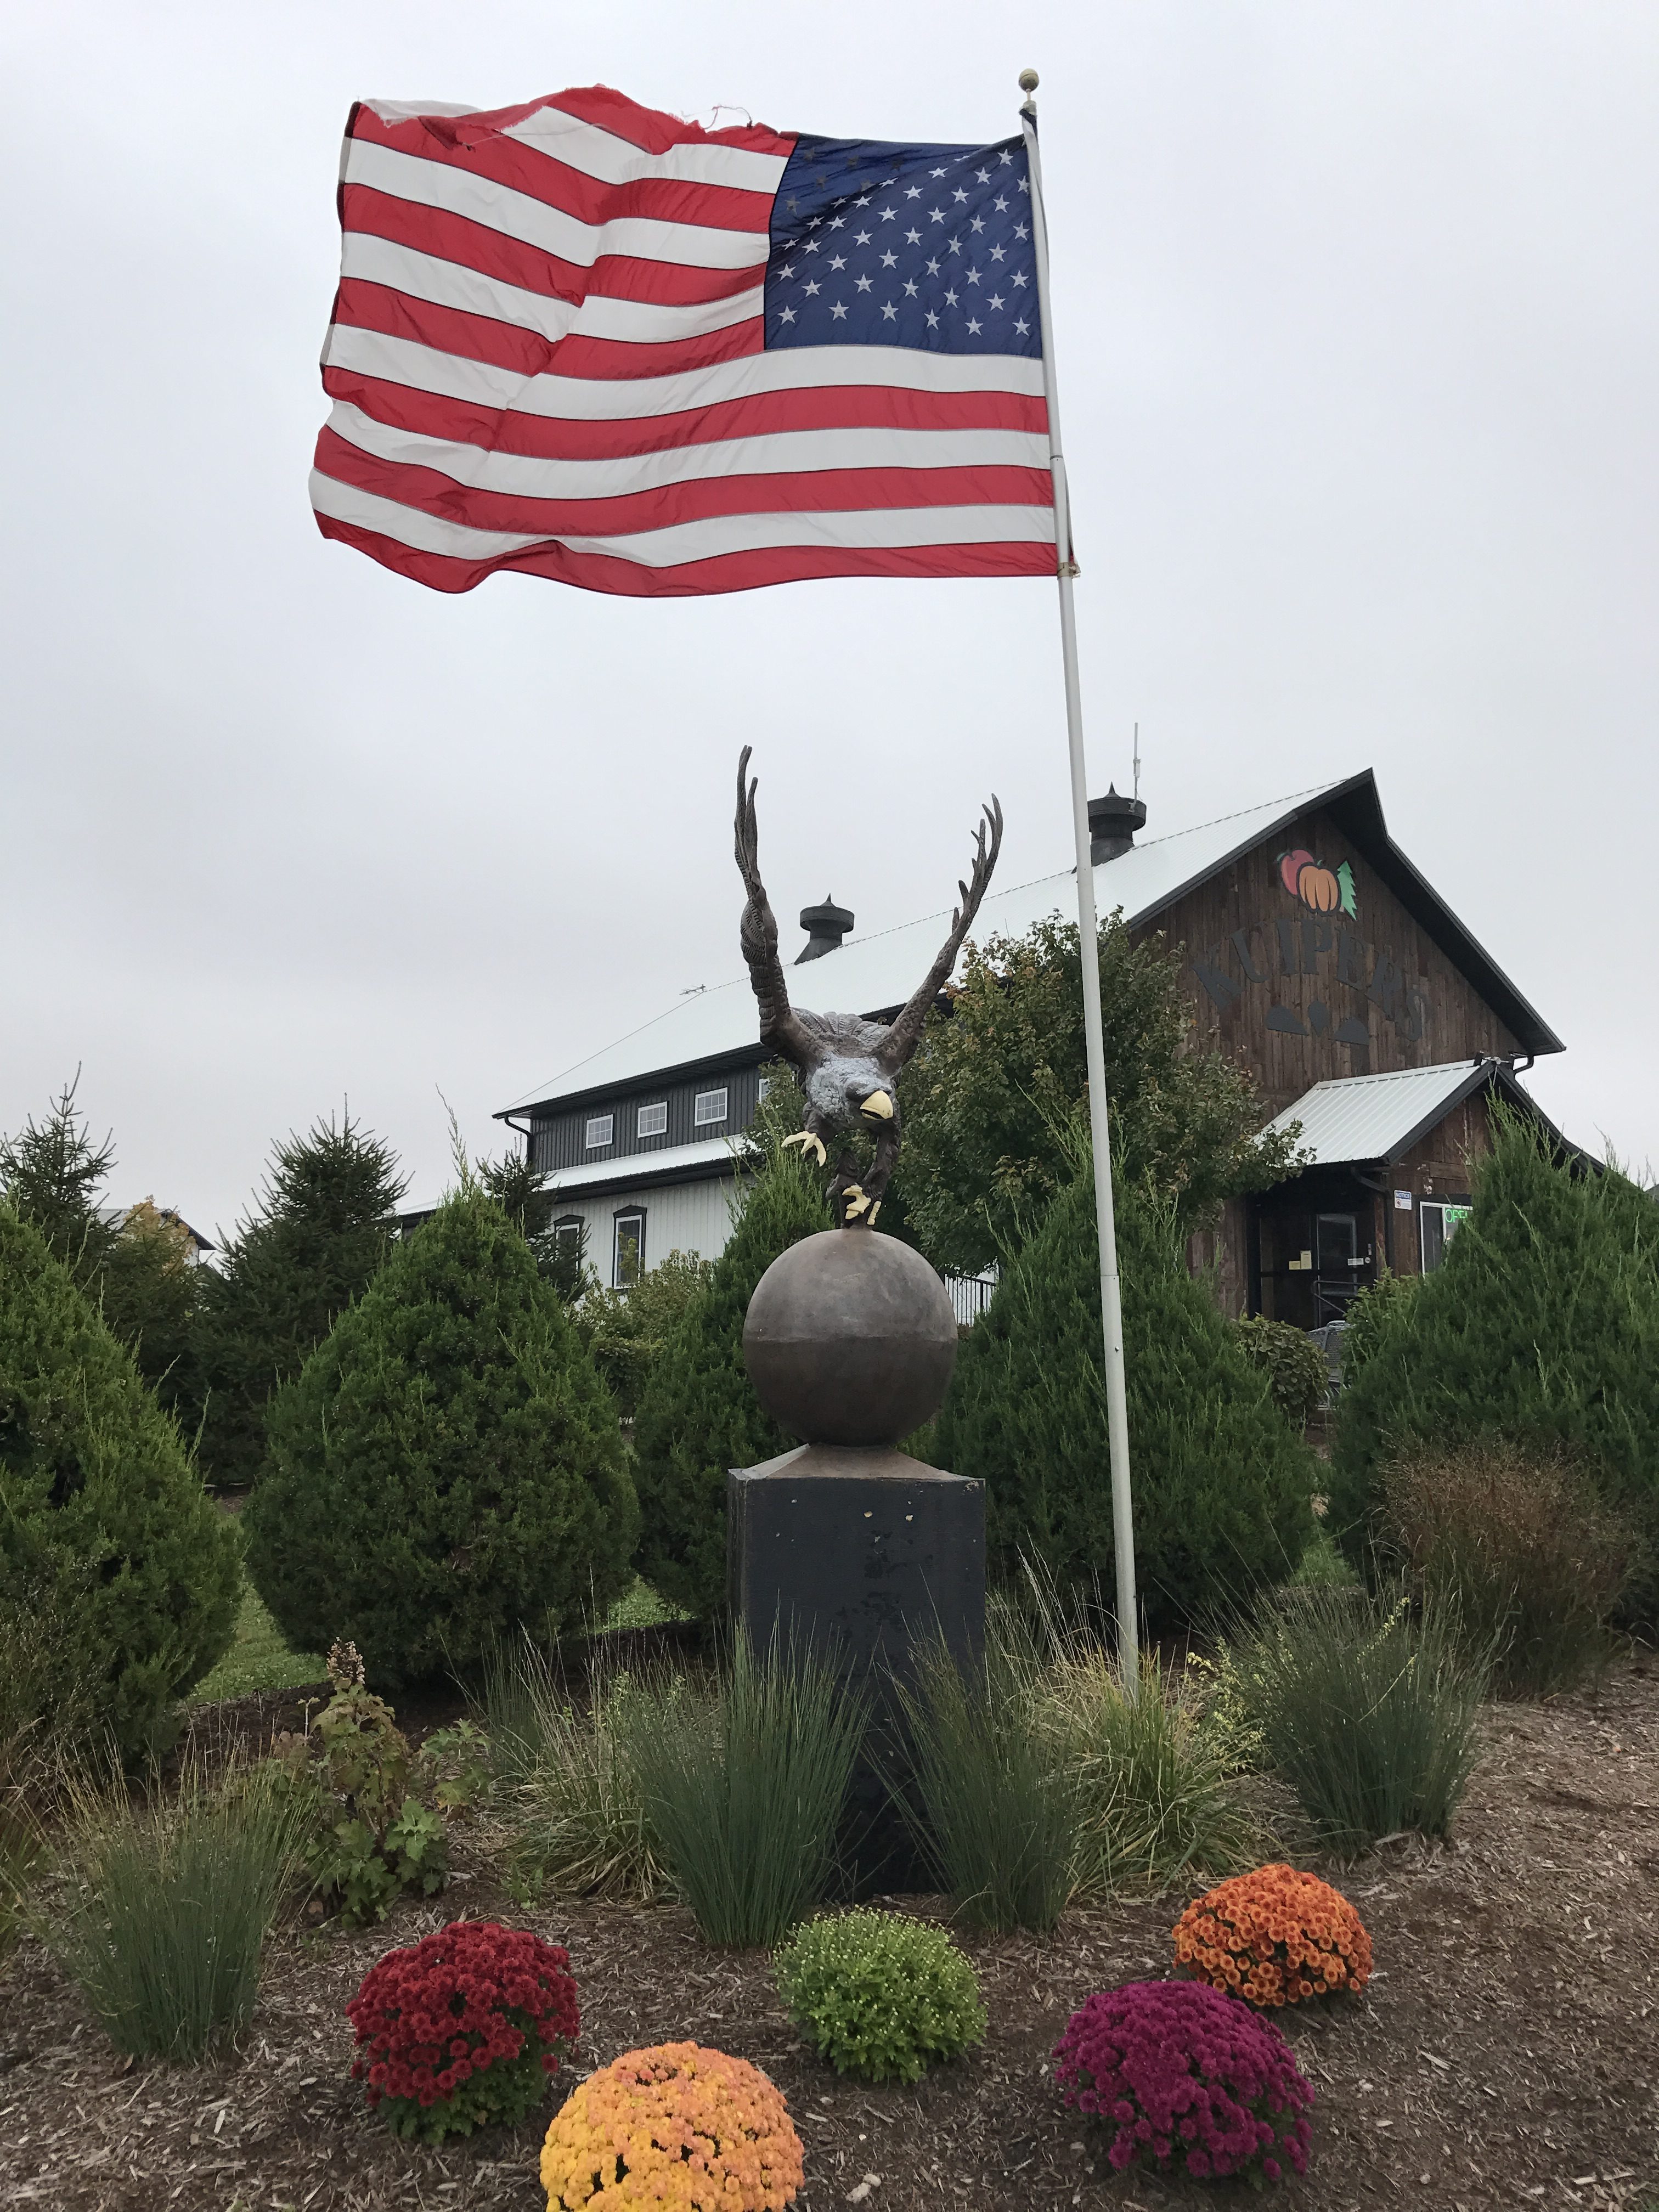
[1,1653,1655,2212]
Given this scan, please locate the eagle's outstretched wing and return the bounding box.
[735,746,815,1068]
[875,794,1004,1076]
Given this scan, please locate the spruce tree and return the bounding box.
[191,1112,407,1487]
[0,1205,240,1755]
[935,1165,1316,1627]
[1330,1110,1659,1620]
[242,1187,637,1687]
[631,1146,832,1618]
[0,1074,120,1286]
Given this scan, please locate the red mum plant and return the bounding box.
[347,1919,579,2143]
[1173,1864,1372,2008]
[1054,1979,1313,2183]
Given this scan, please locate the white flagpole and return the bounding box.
[1019,69,1139,1691]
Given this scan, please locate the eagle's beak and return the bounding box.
[860,1088,895,1121]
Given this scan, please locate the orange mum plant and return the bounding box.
[1172,1864,1372,2009]
[541,2042,804,2212]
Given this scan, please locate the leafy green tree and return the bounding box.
[631,1146,832,1618]
[190,1113,407,1488]
[101,1201,202,1422]
[581,1250,716,1420]
[0,1205,240,1756]
[243,1186,637,1688]
[935,1152,1316,1627]
[1330,1110,1659,1621]
[0,1074,120,1287]
[894,914,1303,1276]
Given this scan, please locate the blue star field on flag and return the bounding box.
[764,134,1041,357]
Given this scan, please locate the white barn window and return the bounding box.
[637,1101,668,1137]
[613,1209,645,1289]
[585,1114,613,1149]
[694,1087,729,1126]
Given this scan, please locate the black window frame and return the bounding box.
[612,1206,646,1289]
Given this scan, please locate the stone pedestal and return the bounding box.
[729,1231,986,1894]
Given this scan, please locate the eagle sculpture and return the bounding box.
[735,745,1003,1226]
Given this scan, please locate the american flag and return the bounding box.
[310,84,1056,597]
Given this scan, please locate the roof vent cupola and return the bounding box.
[795,895,855,963]
[1088,785,1147,865]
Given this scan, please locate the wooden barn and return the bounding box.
[497,769,1565,1318]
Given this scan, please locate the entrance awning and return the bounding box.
[1262,1057,1564,1169]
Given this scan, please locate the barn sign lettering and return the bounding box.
[1188,868,1431,1045]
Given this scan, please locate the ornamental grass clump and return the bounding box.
[1173,1864,1372,2007]
[541,2042,803,2211]
[1227,1585,1487,1852]
[40,1757,303,2062]
[773,1909,987,2084]
[1054,1979,1313,2183]
[348,1919,579,2144]
[630,1632,863,1948]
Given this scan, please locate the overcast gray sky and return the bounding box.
[4,2,1656,1232]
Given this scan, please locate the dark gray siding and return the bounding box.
[530,1058,770,1174]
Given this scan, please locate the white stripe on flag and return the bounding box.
[339,234,763,345]
[343,139,771,272]
[309,470,1056,563]
[499,106,791,195]
[325,400,1051,494]
[320,324,1047,419]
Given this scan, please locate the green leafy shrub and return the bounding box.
[1233,1316,1328,1427]
[936,1166,1316,1626]
[272,1643,486,1923]
[1336,1266,1420,1391]
[1227,1588,1487,1852]
[0,1204,240,1756]
[896,1607,1080,1934]
[580,1251,716,1420]
[1331,1111,1659,1622]
[630,1632,864,1948]
[631,1148,830,1618]
[244,1186,637,1686]
[774,1909,987,2083]
[1380,1438,1635,1695]
[40,1758,303,2061]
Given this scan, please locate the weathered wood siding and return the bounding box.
[1137,805,1521,1119]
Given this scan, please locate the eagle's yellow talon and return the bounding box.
[842,1184,871,1221]
[783,1131,827,1166]
[867,1200,881,1225]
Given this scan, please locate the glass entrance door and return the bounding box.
[1314,1212,1372,1324]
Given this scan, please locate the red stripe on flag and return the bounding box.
[341,185,761,308]
[348,103,783,237]
[314,425,1054,536]
[315,507,1055,597]
[330,283,764,382]
[322,364,1049,460]
[532,84,795,162]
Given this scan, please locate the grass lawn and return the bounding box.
[189,1577,686,1705]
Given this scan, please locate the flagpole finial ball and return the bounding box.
[1019,68,1039,93]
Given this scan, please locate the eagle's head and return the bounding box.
[804,1048,899,1137]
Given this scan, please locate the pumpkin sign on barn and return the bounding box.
[1278,849,1358,918]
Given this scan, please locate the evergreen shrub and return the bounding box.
[936,1170,1316,1625]
[631,1148,830,1618]
[244,1188,636,1688]
[0,1205,240,1755]
[1330,1110,1659,1620]
[774,1909,987,2083]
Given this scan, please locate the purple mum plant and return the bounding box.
[1053,1979,1314,2183]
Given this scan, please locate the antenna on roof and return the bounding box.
[1132,722,1141,803]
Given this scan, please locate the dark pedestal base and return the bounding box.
[727,1445,985,1897]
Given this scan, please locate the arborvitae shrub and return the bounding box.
[631,1149,830,1619]
[1330,1110,1659,1621]
[935,1172,1315,1626]
[0,1206,239,1755]
[1233,1317,1328,1428]
[244,1189,636,1687]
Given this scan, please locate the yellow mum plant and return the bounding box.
[541,2041,804,2211]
